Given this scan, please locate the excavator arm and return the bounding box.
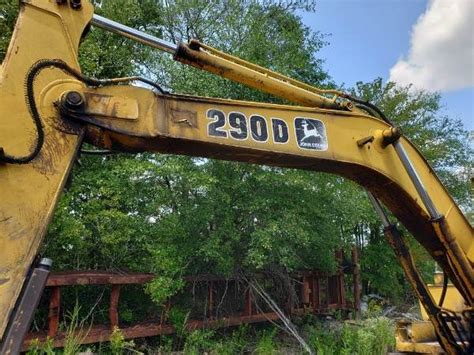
[0,1,472,353]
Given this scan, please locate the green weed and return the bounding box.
[308,317,395,355]
[62,303,91,355]
[109,326,139,354]
[255,328,277,355]
[26,337,54,355]
[183,329,215,354]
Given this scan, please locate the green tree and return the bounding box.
[144,0,331,102]
[0,0,17,61]
[34,0,342,305]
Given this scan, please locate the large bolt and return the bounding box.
[63,91,84,109]
[70,0,82,9]
[38,258,53,270]
[381,127,402,147]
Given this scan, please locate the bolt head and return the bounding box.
[39,258,53,268]
[70,0,82,9]
[64,91,84,109]
[392,126,402,138]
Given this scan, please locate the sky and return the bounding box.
[299,0,473,131]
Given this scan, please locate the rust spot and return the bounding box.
[0,278,9,286]
[32,134,67,175]
[111,102,119,117]
[0,212,27,241]
[82,92,138,120]
[32,114,83,175]
[170,108,197,127]
[53,107,83,135]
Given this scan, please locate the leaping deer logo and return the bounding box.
[300,120,322,142]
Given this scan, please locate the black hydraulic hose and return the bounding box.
[344,94,394,126]
[1,59,166,164]
[439,270,448,307]
[354,103,379,118]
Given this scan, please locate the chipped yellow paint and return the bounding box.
[83,92,139,120]
[0,0,93,338]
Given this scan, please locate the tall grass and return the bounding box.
[28,311,394,354]
[62,303,91,354]
[27,302,91,355]
[307,317,395,355]
[254,328,277,355]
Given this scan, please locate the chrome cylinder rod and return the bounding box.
[393,141,440,219]
[367,192,391,227]
[91,14,177,54]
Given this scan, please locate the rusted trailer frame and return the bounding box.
[23,249,360,350]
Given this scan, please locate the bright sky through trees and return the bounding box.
[300,0,473,130]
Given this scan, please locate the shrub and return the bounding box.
[255,328,277,355]
[109,326,136,354]
[183,329,215,354]
[26,337,54,355]
[308,317,395,355]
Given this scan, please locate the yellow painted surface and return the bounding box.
[81,88,473,267]
[396,321,443,353]
[397,340,444,354]
[420,284,466,320]
[0,0,92,338]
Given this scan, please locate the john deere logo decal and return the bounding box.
[294,118,328,151]
[206,109,328,151]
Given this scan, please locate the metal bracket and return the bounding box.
[0,258,52,354]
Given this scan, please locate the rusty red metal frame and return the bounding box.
[23,249,360,350]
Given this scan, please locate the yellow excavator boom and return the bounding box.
[0,1,472,353]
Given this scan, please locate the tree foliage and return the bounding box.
[0,0,17,61]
